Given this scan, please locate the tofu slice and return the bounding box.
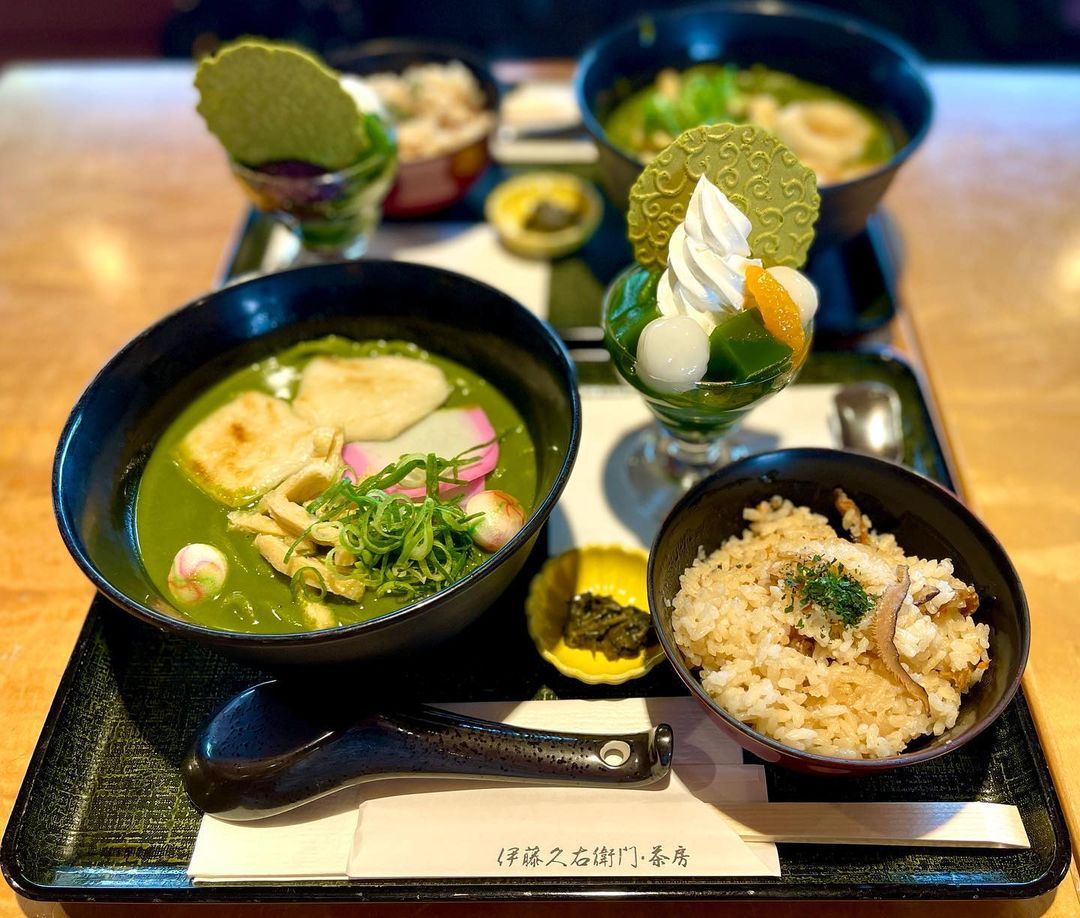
[177,391,320,507]
[291,355,451,441]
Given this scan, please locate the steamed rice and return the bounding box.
[670,496,990,759]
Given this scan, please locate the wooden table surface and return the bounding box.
[0,61,1077,917]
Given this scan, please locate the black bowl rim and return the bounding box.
[331,36,495,77]
[573,0,935,194]
[329,37,500,168]
[52,259,582,649]
[648,446,1030,770]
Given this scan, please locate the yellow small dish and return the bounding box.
[525,545,664,684]
[485,171,602,259]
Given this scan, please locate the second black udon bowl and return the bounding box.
[575,0,934,249]
[53,261,580,666]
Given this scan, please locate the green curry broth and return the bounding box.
[136,337,538,633]
[604,64,896,169]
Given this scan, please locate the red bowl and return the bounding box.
[382,133,493,218]
[330,39,499,218]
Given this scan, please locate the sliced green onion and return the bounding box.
[290,565,327,604]
[299,446,500,603]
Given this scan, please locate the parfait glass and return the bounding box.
[603,264,812,518]
[230,142,397,264]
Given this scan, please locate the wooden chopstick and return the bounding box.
[716,802,1030,849]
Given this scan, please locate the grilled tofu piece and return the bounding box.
[177,391,322,507]
[291,355,451,441]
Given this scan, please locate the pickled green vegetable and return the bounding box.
[563,592,653,660]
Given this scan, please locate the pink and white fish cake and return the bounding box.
[465,489,526,552]
[342,406,498,500]
[168,543,228,604]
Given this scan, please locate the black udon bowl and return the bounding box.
[53,261,580,666]
[649,448,1029,775]
[574,0,934,249]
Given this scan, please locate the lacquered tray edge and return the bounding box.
[2,354,1069,903]
[1,608,107,902]
[3,603,1070,899]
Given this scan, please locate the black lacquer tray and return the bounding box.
[1,345,1070,903]
[3,145,1069,899]
[221,163,897,342]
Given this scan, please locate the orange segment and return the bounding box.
[745,265,806,353]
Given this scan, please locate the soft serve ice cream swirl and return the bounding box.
[656,176,762,334]
[635,176,818,394]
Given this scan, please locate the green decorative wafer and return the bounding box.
[627,123,820,269]
[195,39,371,170]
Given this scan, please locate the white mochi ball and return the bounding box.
[635,315,710,393]
[766,265,819,325]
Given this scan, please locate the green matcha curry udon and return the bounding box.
[604,63,895,186]
[136,337,537,634]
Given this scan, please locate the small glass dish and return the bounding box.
[603,263,812,513]
[230,142,397,263]
[525,545,663,685]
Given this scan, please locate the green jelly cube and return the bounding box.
[707,309,793,382]
[605,267,662,354]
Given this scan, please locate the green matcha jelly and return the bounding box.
[603,265,809,443]
[707,309,794,381]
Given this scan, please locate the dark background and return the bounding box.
[2,0,1079,64]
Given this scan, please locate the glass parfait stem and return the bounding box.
[624,421,747,520]
[657,427,734,482]
[289,201,382,263]
[602,262,813,529]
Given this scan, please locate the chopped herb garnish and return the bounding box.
[783,555,875,628]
